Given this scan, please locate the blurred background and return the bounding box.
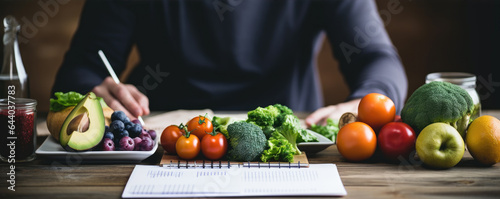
[0,0,498,112]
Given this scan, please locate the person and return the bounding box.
[52,0,407,126]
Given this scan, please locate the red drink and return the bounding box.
[0,98,37,162]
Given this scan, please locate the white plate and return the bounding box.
[36,136,158,163]
[298,130,335,154]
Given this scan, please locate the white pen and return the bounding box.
[98,50,145,126]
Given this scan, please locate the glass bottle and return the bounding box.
[1,16,29,99]
[426,72,481,120]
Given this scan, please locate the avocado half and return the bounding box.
[59,92,105,151]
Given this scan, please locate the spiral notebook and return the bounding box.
[122,163,347,198]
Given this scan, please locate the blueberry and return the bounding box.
[105,125,111,133]
[147,130,157,140]
[111,111,130,123]
[124,121,133,131]
[110,120,125,132]
[128,123,142,138]
[104,132,114,140]
[120,130,129,138]
[102,138,115,151]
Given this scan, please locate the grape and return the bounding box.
[138,136,154,151]
[119,136,135,151]
[139,129,151,140]
[133,137,142,151]
[102,138,115,151]
[147,130,157,140]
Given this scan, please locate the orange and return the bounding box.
[358,93,396,132]
[337,122,377,162]
[466,115,500,166]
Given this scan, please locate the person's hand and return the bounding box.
[305,99,361,127]
[91,77,150,119]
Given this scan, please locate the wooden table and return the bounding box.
[1,111,500,199]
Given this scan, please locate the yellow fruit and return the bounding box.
[466,115,500,166]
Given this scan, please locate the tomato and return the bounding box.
[176,134,201,160]
[187,115,213,140]
[201,132,228,160]
[378,122,416,162]
[160,125,183,154]
[337,122,377,162]
[358,93,396,132]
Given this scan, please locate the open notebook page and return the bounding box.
[122,164,347,198]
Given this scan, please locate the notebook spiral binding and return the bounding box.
[162,160,307,169]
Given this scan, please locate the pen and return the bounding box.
[98,50,145,126]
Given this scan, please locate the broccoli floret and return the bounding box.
[275,114,302,155]
[309,118,339,143]
[261,131,294,162]
[226,121,267,162]
[212,116,237,139]
[401,81,474,138]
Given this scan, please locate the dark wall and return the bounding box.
[1,0,498,111]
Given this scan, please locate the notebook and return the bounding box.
[122,164,347,198]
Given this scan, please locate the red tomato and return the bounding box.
[337,122,377,162]
[378,122,416,162]
[201,133,228,160]
[358,93,396,132]
[187,115,213,140]
[160,125,183,154]
[176,134,200,160]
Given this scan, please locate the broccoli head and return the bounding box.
[401,81,474,138]
[226,121,267,162]
[261,131,294,162]
[275,114,302,155]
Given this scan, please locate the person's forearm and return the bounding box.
[322,0,407,113]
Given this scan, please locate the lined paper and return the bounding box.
[122,164,347,198]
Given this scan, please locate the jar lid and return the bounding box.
[0,98,37,108]
[426,72,476,87]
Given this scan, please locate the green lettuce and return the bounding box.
[49,91,85,112]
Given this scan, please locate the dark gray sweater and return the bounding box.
[53,0,407,112]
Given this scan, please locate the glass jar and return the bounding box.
[0,98,37,162]
[426,72,481,120]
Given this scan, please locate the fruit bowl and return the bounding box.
[35,136,158,163]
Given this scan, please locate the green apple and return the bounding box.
[416,123,465,169]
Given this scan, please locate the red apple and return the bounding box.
[378,122,416,162]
